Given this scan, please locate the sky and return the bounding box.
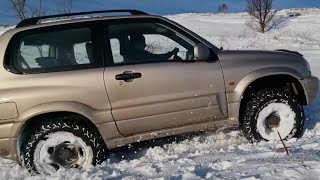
[0,0,319,24]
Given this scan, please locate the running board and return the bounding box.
[105,118,239,149]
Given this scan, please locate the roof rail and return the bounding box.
[16,9,149,28]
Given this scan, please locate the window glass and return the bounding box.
[110,38,124,64]
[144,34,187,60]
[108,22,197,65]
[74,42,91,64]
[15,27,94,71]
[20,43,50,68]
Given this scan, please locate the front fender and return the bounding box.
[226,67,304,121]
[227,67,304,103]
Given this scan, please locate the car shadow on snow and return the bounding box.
[107,131,206,163]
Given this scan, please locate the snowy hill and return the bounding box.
[0,8,320,180]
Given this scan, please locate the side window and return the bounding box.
[110,38,124,64]
[144,34,187,60]
[14,27,96,72]
[74,42,91,64]
[20,44,50,68]
[108,22,197,65]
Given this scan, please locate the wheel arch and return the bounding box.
[14,102,114,163]
[227,67,307,123]
[15,101,103,123]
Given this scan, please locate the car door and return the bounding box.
[104,19,227,135]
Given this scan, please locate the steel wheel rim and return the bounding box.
[34,131,93,174]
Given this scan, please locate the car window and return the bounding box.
[110,38,124,63]
[14,27,96,72]
[108,22,197,65]
[144,34,187,60]
[20,44,50,68]
[74,42,91,64]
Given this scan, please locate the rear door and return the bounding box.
[104,19,226,135]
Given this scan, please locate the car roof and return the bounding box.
[16,9,151,28]
[1,9,220,53]
[4,14,165,37]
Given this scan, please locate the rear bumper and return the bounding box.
[300,76,319,104]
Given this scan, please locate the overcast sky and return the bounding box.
[0,0,319,24]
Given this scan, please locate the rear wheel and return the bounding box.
[241,88,304,142]
[21,115,108,174]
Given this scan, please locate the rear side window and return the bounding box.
[74,42,91,64]
[11,27,98,73]
[110,38,123,63]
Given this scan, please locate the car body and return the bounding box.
[0,10,317,173]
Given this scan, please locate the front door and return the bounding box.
[104,19,226,135]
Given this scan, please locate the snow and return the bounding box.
[1,8,320,179]
[34,132,93,174]
[256,103,296,141]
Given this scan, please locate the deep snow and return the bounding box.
[1,8,320,180]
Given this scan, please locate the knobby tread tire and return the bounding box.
[21,115,108,174]
[240,88,304,142]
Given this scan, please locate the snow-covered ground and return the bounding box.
[1,8,320,180]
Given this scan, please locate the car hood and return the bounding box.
[217,49,303,60]
[216,49,311,92]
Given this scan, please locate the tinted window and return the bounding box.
[14,27,97,72]
[74,42,91,64]
[20,43,50,68]
[144,34,188,60]
[110,38,123,63]
[108,22,197,65]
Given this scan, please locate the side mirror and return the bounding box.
[194,43,210,60]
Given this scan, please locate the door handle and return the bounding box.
[115,71,142,82]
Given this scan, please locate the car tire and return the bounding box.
[21,114,108,174]
[241,88,304,142]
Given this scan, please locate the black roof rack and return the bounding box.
[16,9,149,28]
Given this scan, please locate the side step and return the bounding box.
[105,118,239,149]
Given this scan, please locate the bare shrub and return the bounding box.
[56,0,73,14]
[246,0,277,33]
[9,0,27,20]
[28,1,47,17]
[217,3,228,13]
[9,0,48,19]
[9,0,74,20]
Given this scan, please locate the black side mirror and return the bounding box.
[194,44,210,60]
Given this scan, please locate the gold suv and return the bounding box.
[0,10,317,174]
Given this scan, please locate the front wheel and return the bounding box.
[241,88,304,142]
[21,115,108,174]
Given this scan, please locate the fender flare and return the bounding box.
[227,67,304,121]
[11,101,114,137]
[228,67,304,103]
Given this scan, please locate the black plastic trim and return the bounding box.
[16,10,148,28]
[275,49,303,57]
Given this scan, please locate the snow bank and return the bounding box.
[0,25,15,36]
[0,8,320,180]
